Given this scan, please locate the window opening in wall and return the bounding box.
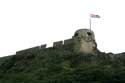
[87,32,92,36]
[74,33,78,37]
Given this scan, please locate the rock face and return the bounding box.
[73,29,97,54]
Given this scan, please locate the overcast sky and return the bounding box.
[0,0,125,56]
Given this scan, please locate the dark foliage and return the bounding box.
[0,47,125,83]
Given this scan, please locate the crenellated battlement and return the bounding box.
[53,41,63,47]
[16,29,98,55]
[16,38,73,55]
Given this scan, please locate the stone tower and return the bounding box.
[72,29,97,54]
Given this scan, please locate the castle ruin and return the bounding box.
[73,29,97,54]
[16,29,98,55]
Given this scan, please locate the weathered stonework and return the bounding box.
[53,41,63,47]
[39,44,47,49]
[64,39,73,46]
[73,29,97,54]
[16,29,98,55]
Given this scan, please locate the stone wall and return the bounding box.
[64,39,73,46]
[53,41,63,47]
[16,38,73,55]
[39,44,47,49]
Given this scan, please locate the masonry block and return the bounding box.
[64,39,73,45]
[53,41,63,47]
[39,44,47,49]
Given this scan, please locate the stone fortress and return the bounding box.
[73,29,97,54]
[16,29,98,55]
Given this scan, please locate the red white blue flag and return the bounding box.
[90,14,101,18]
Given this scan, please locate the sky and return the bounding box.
[0,0,125,57]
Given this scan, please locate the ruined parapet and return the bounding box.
[53,41,63,48]
[64,39,73,46]
[15,28,98,55]
[72,29,98,54]
[39,44,47,49]
[64,39,74,50]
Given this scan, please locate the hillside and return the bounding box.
[0,29,125,83]
[0,46,125,83]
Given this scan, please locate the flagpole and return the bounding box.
[89,17,91,30]
[89,14,100,30]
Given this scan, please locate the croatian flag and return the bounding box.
[90,14,101,18]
